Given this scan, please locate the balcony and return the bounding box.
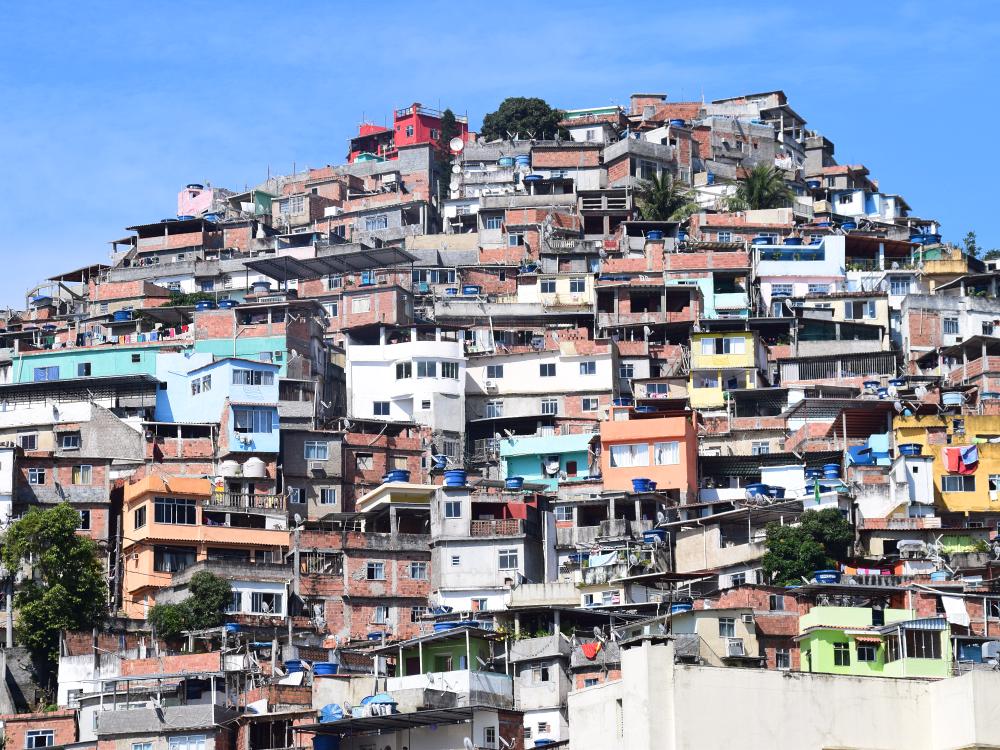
[206,491,287,513]
[857,516,942,530]
[387,670,513,710]
[470,518,528,537]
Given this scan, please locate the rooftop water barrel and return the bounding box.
[284,660,303,673]
[113,310,133,321]
[806,180,821,189]
[432,454,448,469]
[367,632,384,641]
[433,621,461,632]
[634,406,655,414]
[670,602,693,614]
[706,172,715,185]
[319,704,344,723]
[643,529,667,544]
[876,387,889,399]
[841,221,858,231]
[766,485,786,499]
[898,443,922,457]
[219,460,241,477]
[745,482,769,497]
[243,457,267,479]
[40,324,56,332]
[816,221,832,227]
[313,662,339,676]
[187,183,204,190]
[942,391,964,407]
[678,230,688,241]
[515,154,531,167]
[217,299,239,309]
[498,156,514,167]
[195,300,217,311]
[646,230,664,240]
[783,237,803,246]
[805,468,823,480]
[631,478,652,493]
[669,119,686,127]
[203,214,219,222]
[983,392,1000,400]
[889,378,906,387]
[224,623,240,634]
[810,237,823,245]
[523,173,543,182]
[445,287,459,296]
[177,215,195,221]
[386,469,410,483]
[926,233,942,244]
[648,481,657,490]
[751,236,771,245]
[313,737,340,750]
[251,280,272,292]
[822,463,841,479]
[444,469,467,487]
[505,476,525,490]
[462,285,481,295]
[813,569,841,584]
[863,380,880,390]
[930,570,949,582]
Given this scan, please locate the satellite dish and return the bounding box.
[293,513,303,525]
[449,179,460,191]
[449,137,465,153]
[451,163,461,174]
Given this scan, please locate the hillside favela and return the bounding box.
[3,89,1000,750]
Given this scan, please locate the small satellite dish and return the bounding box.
[449,137,465,153]
[293,513,303,525]
[449,179,460,191]
[451,164,461,174]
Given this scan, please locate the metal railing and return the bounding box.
[206,492,287,511]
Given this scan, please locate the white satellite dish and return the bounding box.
[449,137,465,153]
[449,179,460,191]
[451,163,461,174]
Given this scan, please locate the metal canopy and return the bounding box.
[245,246,418,282]
[300,706,477,735]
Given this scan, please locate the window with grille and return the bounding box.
[484,215,503,230]
[943,317,959,335]
[833,642,850,666]
[541,398,558,415]
[442,362,459,379]
[26,731,55,749]
[250,592,282,614]
[319,488,337,505]
[409,562,427,579]
[27,468,45,485]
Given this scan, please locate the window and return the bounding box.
[421,399,432,410]
[729,572,746,587]
[498,548,519,570]
[541,398,558,415]
[484,727,497,747]
[450,555,461,567]
[838,193,853,205]
[554,506,573,522]
[78,509,91,530]
[984,322,996,337]
[133,743,153,750]
[888,276,911,296]
[443,439,460,460]
[942,475,975,492]
[833,642,851,666]
[154,546,196,573]
[417,361,437,378]
[373,401,390,417]
[768,594,784,611]
[72,465,92,485]
[718,618,736,638]
[25,731,55,749]
[771,283,793,298]
[582,397,599,411]
[18,433,37,451]
[155,497,197,525]
[131,354,141,363]
[569,277,586,294]
[619,363,635,379]
[609,443,649,468]
[233,407,273,434]
[653,441,679,465]
[579,361,596,375]
[405,125,414,137]
[442,361,459,379]
[583,677,599,687]
[364,214,389,231]
[355,453,374,470]
[250,592,283,614]
[540,279,556,294]
[232,369,274,386]
[943,317,959,335]
[807,283,829,295]
[845,300,877,320]
[33,366,59,382]
[351,296,371,313]
[395,361,412,380]
[409,561,427,580]
[319,488,337,506]
[585,128,596,141]
[134,506,147,529]
[701,336,746,355]
[905,629,942,659]
[775,649,791,670]
[857,643,878,662]
[539,363,556,377]
[988,600,1000,618]
[77,362,92,376]
[410,606,428,622]
[471,598,489,612]
[718,231,732,243]
[484,215,503,230]
[61,433,81,450]
[485,400,503,418]
[366,561,385,580]
[304,441,329,460]
[508,233,524,246]
[369,604,389,624]
[486,364,504,379]
[638,159,657,180]
[444,499,462,518]
[326,274,343,290]
[751,441,771,456]
[287,487,303,504]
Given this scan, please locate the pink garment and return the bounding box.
[943,447,962,473]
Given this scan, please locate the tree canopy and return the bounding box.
[761,508,853,586]
[2,504,108,666]
[434,108,461,203]
[636,172,700,222]
[727,164,793,211]
[148,572,232,641]
[480,97,567,141]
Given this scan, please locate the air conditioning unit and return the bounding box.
[308,461,326,474]
[485,380,499,393]
[324,206,344,217]
[741,613,754,625]
[726,638,746,657]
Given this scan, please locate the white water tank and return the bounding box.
[219,460,241,477]
[243,457,267,478]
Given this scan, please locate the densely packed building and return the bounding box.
[2,92,1000,750]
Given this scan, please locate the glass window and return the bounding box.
[133,743,153,750]
[540,279,556,294]
[33,366,59,382]
[486,364,504,379]
[417,361,437,378]
[508,233,524,246]
[372,605,390,623]
[752,441,771,456]
[409,561,427,580]
[366,561,385,580]
[373,401,390,416]
[364,214,389,231]
[807,283,829,295]
[717,231,732,243]
[72,465,92,485]
[498,548,519,570]
[484,215,503,230]
[888,276,910,296]
[771,284,793,298]
[541,398,558,415]
[410,606,428,622]
[833,642,851,666]
[25,731,55,749]
[77,362,92,377]
[395,362,412,379]
[351,296,371,313]
[718,618,735,638]
[768,594,784,611]
[653,441,679,465]
[250,592,282,614]
[232,369,274,386]
[78,509,91,530]
[154,497,197,525]
[154,546,196,573]
[905,630,942,659]
[485,400,503,418]
[442,361,459,379]
[134,506,146,529]
[609,443,649,468]
[942,475,975,492]
[17,433,37,451]
[287,487,303,504]
[857,643,878,662]
[943,317,959,335]
[554,506,573,522]
[582,397,599,411]
[450,555,461,567]
[326,274,343,290]
[233,407,273,434]
[775,649,791,670]
[580,361,596,375]
[319,488,337,505]
[27,468,45,485]
[570,277,586,294]
[444,500,462,518]
[304,441,329,460]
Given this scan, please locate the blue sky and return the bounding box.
[1,0,997,307]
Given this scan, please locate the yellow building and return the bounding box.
[894,414,1000,513]
[689,331,765,409]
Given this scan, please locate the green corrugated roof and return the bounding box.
[499,432,594,458]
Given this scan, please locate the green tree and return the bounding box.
[147,602,189,641]
[435,108,461,204]
[480,97,567,141]
[726,164,793,211]
[148,572,231,642]
[964,231,981,258]
[761,508,853,586]
[2,504,108,667]
[636,172,700,222]
[162,291,217,307]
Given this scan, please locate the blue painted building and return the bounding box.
[499,433,597,489]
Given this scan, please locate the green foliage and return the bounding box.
[162,291,217,307]
[761,508,853,586]
[636,172,700,222]
[435,108,461,203]
[148,572,232,641]
[1,504,108,665]
[727,164,794,211]
[964,231,980,258]
[481,97,567,141]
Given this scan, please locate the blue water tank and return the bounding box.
[515,155,531,167]
[632,478,652,493]
[751,236,771,245]
[805,468,823,480]
[433,621,461,632]
[284,660,303,673]
[930,570,949,582]
[445,287,459,296]
[498,156,514,168]
[669,119,686,128]
[813,569,841,584]
[678,230,688,241]
[444,469,467,487]
[186,183,204,190]
[646,230,664,241]
[942,391,964,407]
[385,469,411,483]
[706,173,715,185]
[745,483,769,497]
[195,300,217,311]
[822,463,841,479]
[217,299,239,309]
[783,237,803,246]
[670,602,693,614]
[462,285,481,295]
[314,662,339,676]
[313,736,340,750]
[113,310,133,322]
[806,180,821,189]
[643,529,667,544]
[841,221,858,231]
[523,174,543,182]
[203,213,219,223]
[766,485,786,499]
[898,443,922,457]
[176,215,195,221]
[505,476,525,490]
[432,454,448,469]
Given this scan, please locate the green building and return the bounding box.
[499,433,597,490]
[798,606,951,679]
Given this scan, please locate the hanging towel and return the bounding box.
[588,551,618,568]
[943,447,962,473]
[961,445,979,466]
[581,642,602,660]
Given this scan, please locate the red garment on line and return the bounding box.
[581,642,602,660]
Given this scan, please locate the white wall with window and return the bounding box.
[228,581,287,617]
[466,349,614,398]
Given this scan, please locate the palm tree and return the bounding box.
[727,164,793,211]
[636,173,700,222]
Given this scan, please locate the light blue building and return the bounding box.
[155,353,280,454]
[499,433,597,489]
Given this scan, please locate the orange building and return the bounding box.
[599,408,698,500]
[121,474,289,620]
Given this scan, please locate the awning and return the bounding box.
[941,595,971,627]
[245,246,418,282]
[853,635,883,644]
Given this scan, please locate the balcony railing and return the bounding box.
[206,492,287,512]
[471,518,526,537]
